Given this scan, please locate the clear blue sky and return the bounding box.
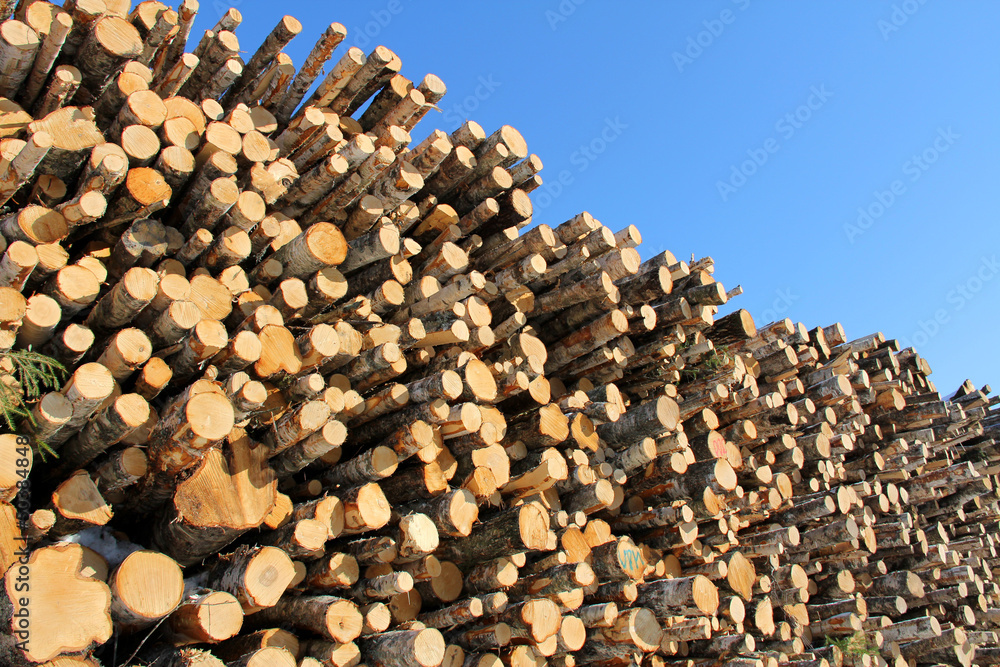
[208,1,1000,395]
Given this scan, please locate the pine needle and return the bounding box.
[0,350,67,461]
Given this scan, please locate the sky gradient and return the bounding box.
[208,1,1000,394]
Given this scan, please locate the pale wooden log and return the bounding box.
[435,501,549,566]
[263,399,331,457]
[0,543,112,664]
[147,429,270,563]
[404,488,479,539]
[545,309,629,373]
[358,73,411,132]
[53,190,106,230]
[43,264,100,321]
[192,121,242,171]
[253,595,363,643]
[372,123,410,152]
[106,217,167,279]
[300,640,361,667]
[869,571,925,599]
[136,6,175,66]
[217,190,263,232]
[260,517,329,558]
[165,317,228,381]
[200,97,223,121]
[107,549,183,631]
[404,73,447,131]
[7,234,56,293]
[92,445,147,494]
[74,15,142,101]
[0,19,39,98]
[206,545,295,612]
[13,292,59,348]
[101,166,171,233]
[270,421,347,479]
[409,132,454,184]
[266,222,347,283]
[165,590,243,645]
[0,204,65,245]
[175,227,212,266]
[108,90,167,143]
[335,481,391,536]
[0,433,31,503]
[200,55,245,104]
[329,44,397,116]
[636,575,719,617]
[275,105,325,155]
[76,144,129,198]
[303,46,365,109]
[339,225,400,275]
[117,123,159,166]
[154,0,197,72]
[152,147,195,197]
[127,1,167,35]
[213,629,300,665]
[153,51,198,98]
[41,322,93,368]
[45,361,114,448]
[273,22,345,122]
[596,395,679,449]
[306,146,395,223]
[360,629,446,667]
[0,131,51,207]
[277,154,348,219]
[372,88,425,135]
[93,71,148,128]
[289,122,342,172]
[223,15,301,108]
[180,29,238,98]
[256,57,296,111]
[19,10,69,107]
[305,552,359,590]
[47,469,112,537]
[176,176,237,236]
[343,535,397,566]
[83,266,158,333]
[93,328,151,382]
[0,240,36,289]
[200,225,249,271]
[62,0,107,59]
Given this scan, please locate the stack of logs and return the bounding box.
[0,1,997,666]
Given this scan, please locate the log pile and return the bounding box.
[0,2,997,666]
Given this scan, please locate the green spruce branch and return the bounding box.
[1,349,67,461]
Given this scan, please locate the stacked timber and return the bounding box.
[0,2,997,667]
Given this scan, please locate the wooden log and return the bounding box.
[0,131,51,207]
[360,628,446,667]
[635,575,719,617]
[48,469,112,537]
[0,240,36,289]
[108,549,183,631]
[436,501,549,566]
[0,543,112,664]
[253,595,363,643]
[206,545,296,612]
[91,445,147,495]
[75,15,142,100]
[223,15,301,107]
[274,22,346,123]
[0,20,39,98]
[165,590,243,645]
[57,392,149,471]
[20,11,69,107]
